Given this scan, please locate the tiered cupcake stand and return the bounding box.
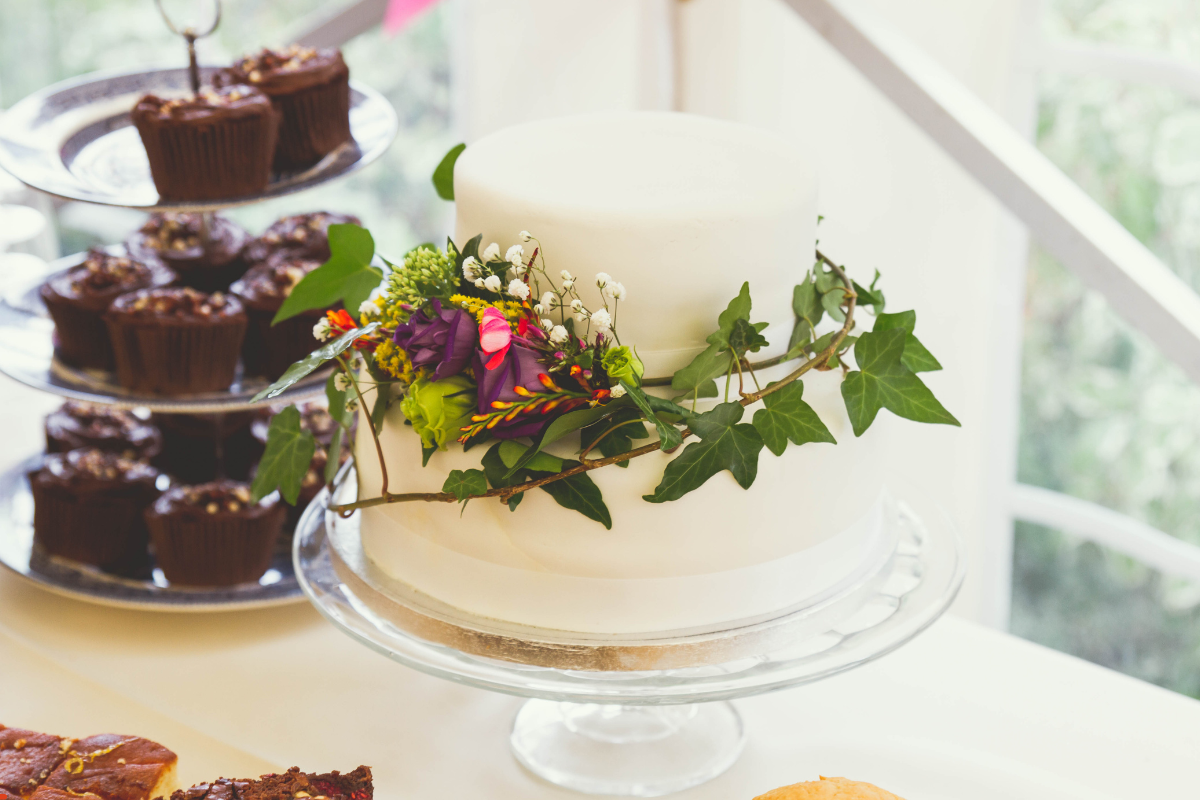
[0,64,398,610]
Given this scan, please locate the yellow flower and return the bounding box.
[448,294,525,326]
[374,339,415,384]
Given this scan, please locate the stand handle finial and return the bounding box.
[153,0,222,95]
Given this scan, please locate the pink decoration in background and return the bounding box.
[384,0,442,34]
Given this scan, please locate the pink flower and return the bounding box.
[479,307,512,370]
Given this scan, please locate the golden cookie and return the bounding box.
[754,776,905,800]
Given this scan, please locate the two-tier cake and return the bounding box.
[352,113,899,635]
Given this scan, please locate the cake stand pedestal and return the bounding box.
[294,465,964,796]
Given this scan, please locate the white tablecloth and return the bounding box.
[0,566,1197,799]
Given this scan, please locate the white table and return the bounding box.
[0,565,1196,800]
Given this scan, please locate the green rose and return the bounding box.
[602,346,644,385]
[400,375,477,451]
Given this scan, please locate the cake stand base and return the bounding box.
[511,700,745,797]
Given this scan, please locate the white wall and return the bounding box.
[455,0,1035,627]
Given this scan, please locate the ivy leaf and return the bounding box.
[853,272,886,314]
[482,443,525,511]
[432,143,466,201]
[728,317,770,358]
[529,461,612,529]
[815,270,847,322]
[752,381,836,456]
[582,408,649,467]
[371,384,391,434]
[503,398,632,478]
[621,380,683,451]
[499,440,564,473]
[706,282,753,349]
[872,310,941,372]
[252,322,380,402]
[273,225,383,324]
[443,469,487,512]
[792,273,824,332]
[251,406,316,505]
[670,343,732,396]
[324,372,352,484]
[841,328,959,436]
[643,402,764,503]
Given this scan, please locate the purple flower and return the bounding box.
[474,341,550,439]
[393,299,476,381]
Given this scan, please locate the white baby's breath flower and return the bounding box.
[590,308,612,330]
[610,384,627,399]
[570,299,583,312]
[560,270,573,281]
[574,311,588,324]
[345,397,359,413]
[562,278,574,290]
[334,372,353,392]
[603,281,626,301]
[312,318,332,341]
[462,256,481,280]
[482,242,501,262]
[519,230,533,242]
[358,299,379,317]
[483,275,502,293]
[540,291,557,309]
[595,272,612,288]
[541,318,554,331]
[533,303,544,315]
[508,279,530,300]
[549,325,569,344]
[474,278,485,289]
[506,244,524,265]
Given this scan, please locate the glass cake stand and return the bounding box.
[294,465,965,796]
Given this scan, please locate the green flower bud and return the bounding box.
[399,375,477,451]
[601,346,644,385]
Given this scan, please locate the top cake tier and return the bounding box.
[453,112,817,378]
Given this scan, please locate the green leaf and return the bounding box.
[872,310,941,372]
[252,322,380,402]
[621,380,683,451]
[273,225,383,324]
[853,276,886,314]
[530,461,611,529]
[421,445,436,467]
[324,372,351,484]
[841,328,959,436]
[643,402,764,503]
[815,270,847,322]
[443,468,486,504]
[371,381,391,433]
[706,282,753,349]
[432,143,466,201]
[792,274,824,332]
[670,343,732,396]
[752,381,836,456]
[499,440,564,473]
[251,406,316,505]
[727,317,770,357]
[481,443,525,511]
[503,398,632,478]
[581,408,648,468]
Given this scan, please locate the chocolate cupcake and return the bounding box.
[45,402,162,461]
[242,211,361,266]
[218,46,351,170]
[29,449,162,572]
[131,86,279,202]
[125,213,251,292]
[145,481,285,586]
[151,412,261,483]
[104,288,246,395]
[40,249,175,370]
[231,257,328,378]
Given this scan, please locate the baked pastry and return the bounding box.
[43,734,177,800]
[0,726,72,798]
[144,481,285,586]
[230,258,328,378]
[125,214,251,292]
[218,46,352,170]
[39,249,175,370]
[104,288,246,395]
[242,212,360,266]
[754,777,905,800]
[151,412,260,483]
[45,402,162,462]
[29,450,162,572]
[131,86,279,202]
[29,787,103,800]
[169,766,372,800]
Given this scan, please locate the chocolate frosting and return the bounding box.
[44,734,177,800]
[218,47,349,96]
[40,250,174,313]
[33,450,160,492]
[125,214,249,273]
[229,258,320,312]
[243,213,360,265]
[131,86,274,126]
[106,288,244,324]
[148,480,278,520]
[45,403,162,460]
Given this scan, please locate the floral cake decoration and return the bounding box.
[249,146,959,527]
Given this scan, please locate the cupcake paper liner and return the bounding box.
[146,507,284,586]
[137,111,279,202]
[272,77,352,170]
[105,318,246,395]
[41,294,115,370]
[31,482,155,572]
[242,307,325,379]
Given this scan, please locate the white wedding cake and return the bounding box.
[354,112,896,634]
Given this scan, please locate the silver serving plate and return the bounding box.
[0,456,303,611]
[0,65,399,211]
[0,249,328,412]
